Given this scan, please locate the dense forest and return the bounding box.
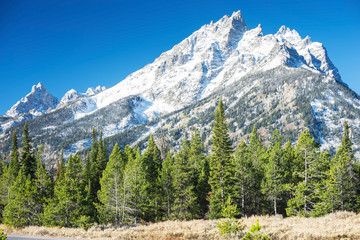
[0,98,359,229]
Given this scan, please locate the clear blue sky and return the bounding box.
[0,0,359,115]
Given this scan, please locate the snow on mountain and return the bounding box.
[57,86,106,108]
[5,82,59,118]
[69,10,340,122]
[1,10,359,162]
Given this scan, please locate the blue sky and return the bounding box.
[0,0,359,115]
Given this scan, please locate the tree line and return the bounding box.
[0,98,359,228]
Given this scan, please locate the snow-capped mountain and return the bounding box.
[5,82,59,118]
[0,11,359,164]
[57,86,106,108]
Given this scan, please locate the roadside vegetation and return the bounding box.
[0,98,359,239]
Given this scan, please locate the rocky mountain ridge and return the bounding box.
[0,11,359,164]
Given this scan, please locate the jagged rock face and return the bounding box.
[0,11,359,162]
[5,83,59,118]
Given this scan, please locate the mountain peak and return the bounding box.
[5,83,59,118]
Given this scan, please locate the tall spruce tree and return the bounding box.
[327,121,357,211]
[160,152,174,220]
[171,141,197,220]
[262,130,284,215]
[3,169,38,227]
[248,126,266,215]
[97,143,126,225]
[42,155,86,227]
[20,122,36,179]
[9,131,20,179]
[286,130,320,216]
[234,140,253,216]
[209,98,236,219]
[141,135,163,221]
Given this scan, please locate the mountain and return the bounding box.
[5,82,59,118]
[57,86,106,108]
[0,11,359,164]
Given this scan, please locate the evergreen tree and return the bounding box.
[209,98,236,219]
[93,131,107,202]
[0,165,12,221]
[96,144,126,225]
[286,130,320,216]
[262,130,284,215]
[42,155,86,227]
[20,122,36,179]
[160,152,174,220]
[196,156,211,218]
[34,150,53,225]
[326,121,357,212]
[56,149,65,182]
[3,170,38,226]
[83,152,97,222]
[126,147,144,223]
[171,141,197,220]
[234,140,253,216]
[9,131,20,179]
[141,135,163,221]
[247,126,266,215]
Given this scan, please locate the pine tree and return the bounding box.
[209,98,236,219]
[9,131,20,179]
[262,130,284,215]
[141,135,163,221]
[93,131,107,202]
[126,147,144,223]
[247,126,266,215]
[20,122,36,179]
[234,140,253,216]
[96,143,126,225]
[34,150,53,225]
[3,169,38,226]
[286,130,320,216]
[0,165,12,221]
[327,121,357,211]
[171,141,197,220]
[42,155,86,227]
[56,149,65,182]
[160,152,174,220]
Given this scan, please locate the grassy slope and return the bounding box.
[1,211,360,240]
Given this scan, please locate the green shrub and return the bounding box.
[217,196,245,237]
[0,228,7,240]
[76,215,94,231]
[242,219,269,240]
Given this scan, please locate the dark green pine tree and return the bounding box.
[56,149,65,182]
[261,129,285,215]
[171,141,197,220]
[83,152,97,222]
[327,121,357,212]
[234,140,253,216]
[141,135,163,222]
[96,143,126,225]
[208,98,236,219]
[9,130,20,179]
[247,126,266,215]
[3,169,38,227]
[286,130,320,217]
[189,129,210,218]
[42,155,86,227]
[160,152,174,220]
[34,148,54,226]
[20,122,36,179]
[93,131,107,203]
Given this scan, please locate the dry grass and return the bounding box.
[1,211,360,240]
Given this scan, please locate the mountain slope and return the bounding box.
[0,11,359,163]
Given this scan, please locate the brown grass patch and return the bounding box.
[1,211,360,239]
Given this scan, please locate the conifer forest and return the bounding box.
[0,98,359,229]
